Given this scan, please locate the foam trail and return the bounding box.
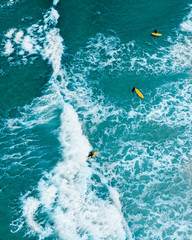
[109,187,133,240]
[4,39,14,55]
[22,197,42,234]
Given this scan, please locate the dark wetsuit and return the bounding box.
[132,87,135,92]
[88,151,94,158]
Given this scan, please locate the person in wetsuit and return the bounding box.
[88,151,94,158]
[132,87,135,92]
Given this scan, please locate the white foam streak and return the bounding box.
[59,103,92,161]
[21,104,127,239]
[42,29,63,75]
[109,187,133,240]
[44,8,59,28]
[22,35,36,54]
[5,28,16,38]
[146,81,192,127]
[4,39,14,55]
[38,180,57,210]
[14,30,24,44]
[22,197,42,233]
[53,0,60,6]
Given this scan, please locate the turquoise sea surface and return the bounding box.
[1,0,192,239]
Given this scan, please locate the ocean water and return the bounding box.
[0,0,192,239]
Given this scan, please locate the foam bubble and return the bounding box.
[44,7,59,28]
[42,28,64,74]
[53,0,60,6]
[4,39,14,55]
[38,180,57,210]
[181,20,192,32]
[21,35,36,54]
[5,28,17,38]
[22,197,42,233]
[14,30,24,44]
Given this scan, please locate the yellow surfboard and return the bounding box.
[135,88,144,99]
[151,32,162,37]
[88,152,98,158]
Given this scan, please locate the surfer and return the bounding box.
[132,87,144,98]
[88,151,94,158]
[154,29,157,33]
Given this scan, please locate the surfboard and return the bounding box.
[151,33,162,37]
[135,88,144,99]
[88,152,98,158]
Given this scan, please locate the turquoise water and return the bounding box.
[1,0,192,239]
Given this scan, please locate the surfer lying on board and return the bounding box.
[88,151,94,158]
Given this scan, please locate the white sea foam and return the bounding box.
[4,39,14,55]
[53,0,60,6]
[181,5,192,32]
[22,197,42,233]
[97,132,192,239]
[3,7,61,67]
[20,104,128,239]
[5,28,17,38]
[21,35,36,54]
[14,30,24,44]
[42,28,64,74]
